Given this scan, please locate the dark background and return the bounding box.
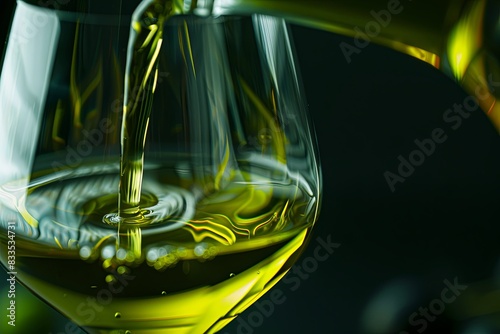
[1,1,500,333]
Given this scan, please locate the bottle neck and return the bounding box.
[213,0,500,129]
[213,0,470,64]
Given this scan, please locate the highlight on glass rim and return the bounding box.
[0,0,498,333]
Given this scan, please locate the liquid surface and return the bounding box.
[1,155,315,253]
[0,158,316,332]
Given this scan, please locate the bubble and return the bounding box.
[105,275,116,284]
[230,273,235,278]
[103,213,121,226]
[117,266,130,275]
[208,246,217,256]
[158,247,168,257]
[161,291,167,295]
[79,246,92,260]
[177,247,187,257]
[102,259,113,269]
[114,312,121,319]
[165,254,177,265]
[101,245,115,260]
[116,248,127,261]
[147,248,159,262]
[125,251,135,262]
[194,243,207,257]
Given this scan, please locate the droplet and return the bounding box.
[229,273,235,278]
[125,330,132,334]
[114,312,121,319]
[182,261,190,275]
[90,285,97,289]
[161,291,167,295]
[63,293,67,298]
[257,271,260,275]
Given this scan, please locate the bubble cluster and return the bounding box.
[145,242,219,270]
[146,245,181,270]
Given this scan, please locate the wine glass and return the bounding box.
[3,0,499,333]
[0,1,320,333]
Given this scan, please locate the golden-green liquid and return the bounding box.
[104,0,177,262]
[14,229,309,334]
[0,160,316,333]
[117,0,173,220]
